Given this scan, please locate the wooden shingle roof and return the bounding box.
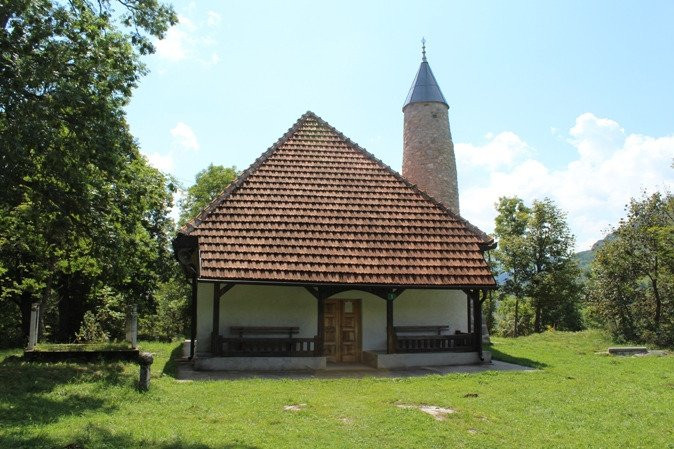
[179,112,496,288]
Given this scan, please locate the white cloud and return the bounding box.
[145,152,174,173]
[207,11,222,27]
[155,17,192,61]
[456,131,532,170]
[170,122,199,152]
[458,113,674,250]
[170,188,186,223]
[154,13,219,66]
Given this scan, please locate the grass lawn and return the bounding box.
[1,330,672,449]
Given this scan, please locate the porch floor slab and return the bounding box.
[173,359,534,381]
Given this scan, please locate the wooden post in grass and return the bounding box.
[27,302,39,350]
[125,305,138,349]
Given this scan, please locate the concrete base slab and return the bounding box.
[608,346,648,356]
[173,358,531,381]
[193,356,326,371]
[363,350,491,369]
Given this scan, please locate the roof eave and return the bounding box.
[194,277,498,290]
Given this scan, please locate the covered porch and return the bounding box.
[188,280,491,371]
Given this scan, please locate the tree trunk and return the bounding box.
[56,274,88,342]
[17,293,33,339]
[514,297,519,337]
[651,276,661,329]
[534,304,542,333]
[38,275,53,342]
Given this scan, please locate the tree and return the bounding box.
[492,197,583,336]
[587,192,674,346]
[526,199,582,332]
[178,164,238,227]
[493,197,531,336]
[0,0,177,342]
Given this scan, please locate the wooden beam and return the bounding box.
[467,295,472,333]
[304,285,320,299]
[217,282,235,298]
[189,275,198,360]
[470,289,483,360]
[316,293,325,356]
[211,282,221,354]
[386,297,395,354]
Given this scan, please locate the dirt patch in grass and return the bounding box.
[283,403,306,412]
[396,403,456,421]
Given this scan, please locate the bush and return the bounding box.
[75,311,109,343]
[495,295,536,337]
[138,277,189,341]
[0,300,23,347]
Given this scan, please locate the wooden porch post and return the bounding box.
[189,275,198,360]
[211,282,221,354]
[386,297,395,354]
[316,289,325,356]
[471,290,484,360]
[467,295,472,333]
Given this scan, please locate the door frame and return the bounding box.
[323,298,362,363]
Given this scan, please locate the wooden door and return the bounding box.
[324,299,361,362]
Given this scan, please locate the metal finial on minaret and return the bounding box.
[421,37,427,62]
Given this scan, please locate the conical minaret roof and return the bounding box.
[403,42,448,110]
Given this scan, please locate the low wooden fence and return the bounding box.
[395,333,475,353]
[218,336,318,357]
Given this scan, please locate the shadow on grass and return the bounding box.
[487,346,548,369]
[0,424,261,449]
[0,355,130,428]
[161,341,185,379]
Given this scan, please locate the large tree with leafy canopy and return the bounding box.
[493,197,582,335]
[587,191,674,346]
[493,197,531,336]
[178,164,239,227]
[0,0,177,343]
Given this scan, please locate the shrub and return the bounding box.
[495,295,536,337]
[138,277,189,341]
[75,311,109,343]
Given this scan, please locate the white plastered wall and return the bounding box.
[219,285,317,338]
[195,283,317,354]
[322,289,468,352]
[195,282,469,355]
[395,289,469,334]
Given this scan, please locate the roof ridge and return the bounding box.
[180,111,317,234]
[306,112,493,246]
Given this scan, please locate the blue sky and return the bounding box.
[126,1,674,250]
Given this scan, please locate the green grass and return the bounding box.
[1,330,672,449]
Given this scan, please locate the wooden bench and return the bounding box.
[230,326,300,338]
[394,325,449,336]
[222,326,315,357]
[393,326,474,353]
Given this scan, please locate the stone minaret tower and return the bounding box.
[402,41,459,214]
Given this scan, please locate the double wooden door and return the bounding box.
[324,298,361,363]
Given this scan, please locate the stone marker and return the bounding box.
[608,347,648,356]
[138,352,154,391]
[125,305,138,349]
[27,303,40,350]
[182,339,192,359]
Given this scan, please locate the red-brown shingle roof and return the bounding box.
[179,112,496,287]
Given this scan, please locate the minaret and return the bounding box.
[402,40,459,214]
